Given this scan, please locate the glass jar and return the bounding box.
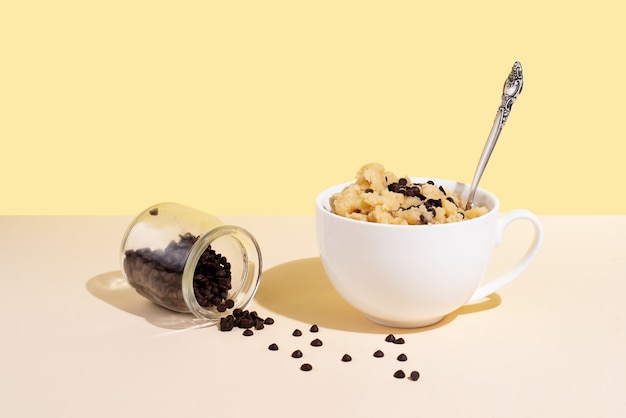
[120,202,262,325]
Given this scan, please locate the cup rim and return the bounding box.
[315,176,499,228]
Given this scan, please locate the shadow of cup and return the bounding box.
[254,257,501,334]
[86,271,212,330]
[87,258,500,333]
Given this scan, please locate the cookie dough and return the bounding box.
[330,163,488,225]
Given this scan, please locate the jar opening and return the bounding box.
[182,225,262,322]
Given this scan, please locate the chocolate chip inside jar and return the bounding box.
[123,233,235,313]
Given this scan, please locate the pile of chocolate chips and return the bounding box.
[123,233,235,312]
[219,308,274,334]
[192,244,235,312]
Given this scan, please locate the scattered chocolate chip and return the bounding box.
[310,338,323,347]
[364,188,374,193]
[393,370,406,379]
[300,363,313,372]
[291,350,303,358]
[309,324,319,333]
[149,208,159,216]
[397,354,408,362]
[373,350,384,358]
[242,329,254,336]
[385,334,396,343]
[292,329,302,337]
[393,337,405,345]
[341,354,352,362]
[268,343,279,351]
[409,371,420,381]
[263,317,274,325]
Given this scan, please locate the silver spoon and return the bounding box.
[465,61,524,210]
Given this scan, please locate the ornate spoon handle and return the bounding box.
[466,62,524,209]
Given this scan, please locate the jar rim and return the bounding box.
[181,225,263,323]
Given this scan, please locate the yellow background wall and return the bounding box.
[2,1,625,215]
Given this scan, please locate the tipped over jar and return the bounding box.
[120,202,262,325]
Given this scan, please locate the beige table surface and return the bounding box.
[1,215,625,417]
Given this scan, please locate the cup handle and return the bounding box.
[467,209,543,303]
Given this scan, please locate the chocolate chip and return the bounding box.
[238,317,254,329]
[264,317,274,325]
[364,188,374,193]
[388,179,426,198]
[341,354,352,362]
[424,198,442,209]
[373,350,384,358]
[268,343,279,351]
[219,316,234,332]
[393,370,406,379]
[393,337,405,345]
[409,371,420,381]
[397,354,408,362]
[149,208,159,216]
[310,338,323,347]
[300,363,313,372]
[291,350,303,358]
[292,329,302,337]
[385,334,396,343]
[309,324,319,333]
[242,329,254,336]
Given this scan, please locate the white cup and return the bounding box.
[315,178,543,328]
